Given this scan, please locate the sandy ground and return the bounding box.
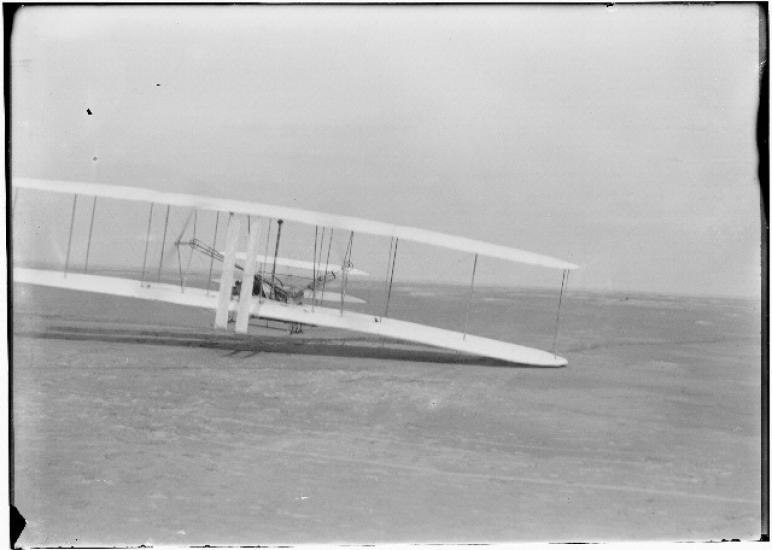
[10,282,762,544]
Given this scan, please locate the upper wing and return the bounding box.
[13,177,578,271]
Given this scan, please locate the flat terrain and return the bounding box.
[11,281,762,544]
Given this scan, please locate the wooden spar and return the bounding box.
[215,213,240,329]
[141,203,154,286]
[236,216,260,334]
[463,253,479,341]
[84,196,97,273]
[206,211,219,295]
[64,194,78,277]
[552,269,569,356]
[156,204,171,282]
[269,219,284,298]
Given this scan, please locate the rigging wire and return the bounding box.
[321,228,334,302]
[206,211,220,295]
[141,203,154,286]
[463,253,479,341]
[552,269,569,356]
[312,225,318,308]
[383,237,399,319]
[84,196,97,273]
[315,227,327,300]
[175,207,195,245]
[381,237,394,319]
[270,220,284,299]
[173,207,196,290]
[340,231,354,314]
[64,194,78,277]
[156,205,171,282]
[83,197,143,278]
[258,218,273,302]
[176,244,184,290]
[182,209,197,289]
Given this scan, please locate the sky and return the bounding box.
[10,4,763,297]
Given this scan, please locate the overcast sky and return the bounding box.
[10,4,762,297]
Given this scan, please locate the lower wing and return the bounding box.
[13,268,567,367]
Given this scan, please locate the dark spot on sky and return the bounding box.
[92,156,98,161]
[156,83,161,87]
[86,108,93,115]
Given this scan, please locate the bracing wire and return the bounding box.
[258,218,273,302]
[156,205,171,282]
[64,194,78,276]
[382,237,394,319]
[384,238,398,319]
[312,225,318,308]
[172,207,195,290]
[316,227,326,287]
[183,209,197,289]
[463,253,479,341]
[321,228,334,301]
[86,197,144,279]
[206,211,220,295]
[175,207,195,245]
[141,203,154,285]
[177,244,184,290]
[552,269,569,356]
[270,220,284,298]
[340,231,354,314]
[84,196,97,273]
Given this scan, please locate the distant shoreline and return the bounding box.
[10,261,761,303]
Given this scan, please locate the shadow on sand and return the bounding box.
[15,325,564,369]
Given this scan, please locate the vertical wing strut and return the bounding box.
[236,216,260,334]
[215,213,240,328]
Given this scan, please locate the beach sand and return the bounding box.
[11,281,762,544]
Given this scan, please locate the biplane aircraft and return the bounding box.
[11,177,578,366]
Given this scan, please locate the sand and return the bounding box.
[10,281,762,544]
